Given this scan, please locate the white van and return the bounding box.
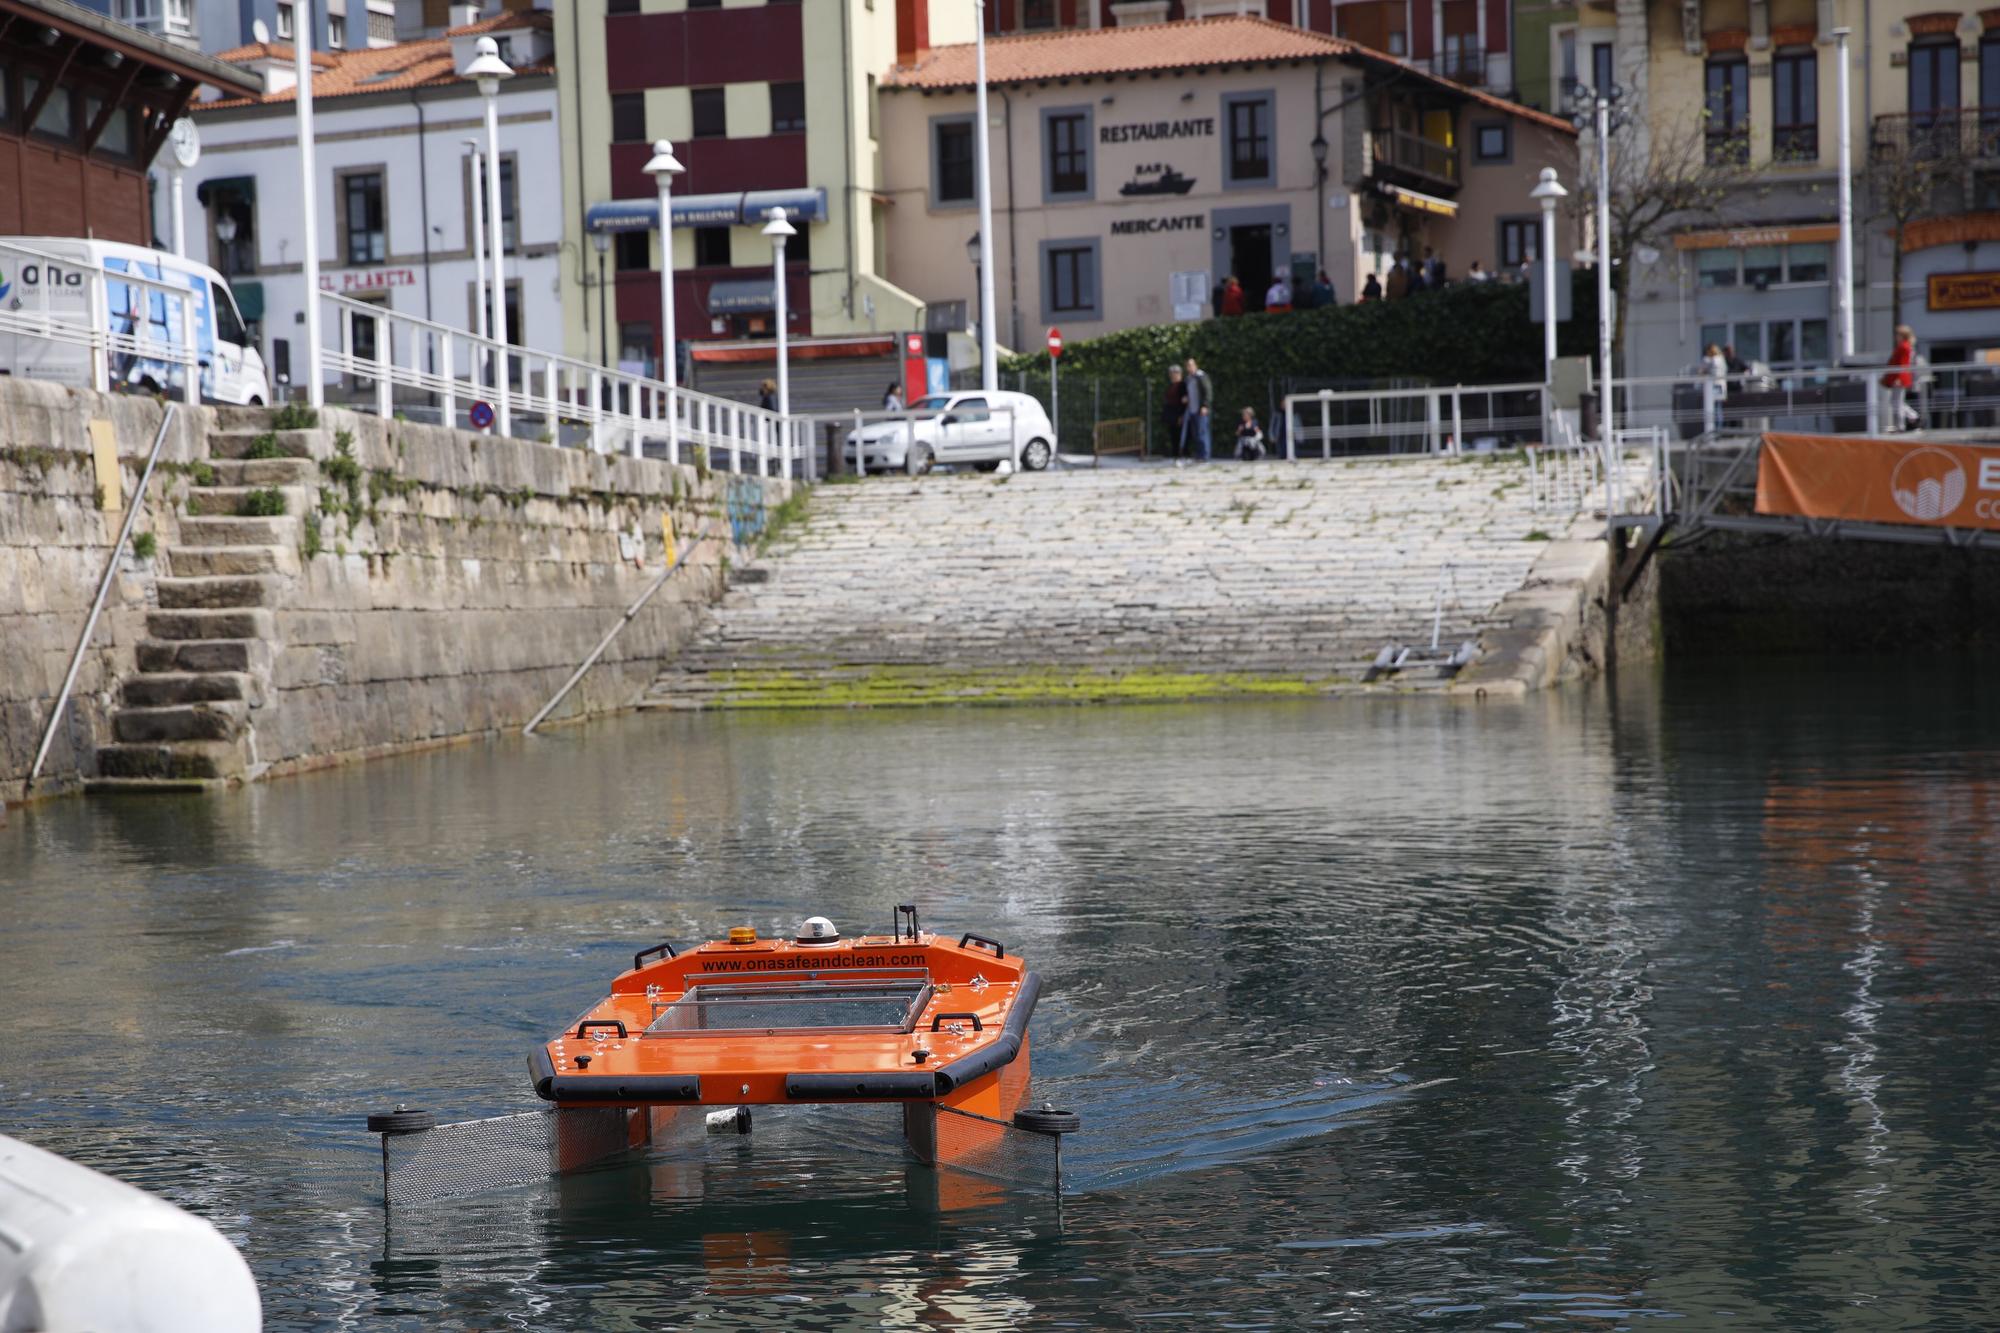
[0,237,269,406]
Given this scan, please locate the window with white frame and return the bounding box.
[276,2,294,38]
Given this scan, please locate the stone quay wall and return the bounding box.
[0,378,787,803]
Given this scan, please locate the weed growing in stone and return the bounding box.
[131,531,157,559]
[240,487,287,517]
[301,513,323,559]
[1524,529,1552,541]
[757,489,811,554]
[272,403,319,430]
[191,461,218,488]
[243,432,288,460]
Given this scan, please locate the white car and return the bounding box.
[843,390,1055,474]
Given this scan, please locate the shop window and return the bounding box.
[1497,217,1539,269]
[1771,47,1816,163]
[691,87,726,139]
[1729,323,1762,364]
[1742,245,1781,289]
[1474,122,1509,163]
[693,227,730,267]
[1223,91,1275,188]
[771,82,806,134]
[1799,319,1830,365]
[612,92,646,143]
[932,115,975,206]
[1697,249,1738,288]
[1043,239,1100,320]
[615,231,650,272]
[1785,242,1829,283]
[1704,56,1749,164]
[1044,107,1091,200]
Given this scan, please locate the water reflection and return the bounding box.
[3,661,2000,1326]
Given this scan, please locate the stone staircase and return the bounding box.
[93,424,317,785]
[642,456,1579,709]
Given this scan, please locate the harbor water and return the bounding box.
[3,658,1998,1328]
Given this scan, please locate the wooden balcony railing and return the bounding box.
[1370,129,1459,190]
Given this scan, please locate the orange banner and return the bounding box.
[1755,432,2000,530]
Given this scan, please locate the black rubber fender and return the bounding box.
[1012,1106,1081,1135]
[367,1108,437,1135]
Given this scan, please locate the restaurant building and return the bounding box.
[877,16,1576,345]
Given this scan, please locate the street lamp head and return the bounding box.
[459,36,513,97]
[644,138,684,179]
[1310,133,1329,166]
[965,230,981,265]
[590,229,609,254]
[760,206,797,240]
[215,212,239,242]
[1530,166,1568,209]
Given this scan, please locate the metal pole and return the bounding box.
[1595,95,1614,442]
[973,0,998,392]
[1051,357,1059,460]
[1834,26,1856,363]
[467,144,487,340]
[170,168,186,258]
[773,235,790,416]
[523,534,711,736]
[596,248,608,368]
[296,0,323,410]
[657,180,677,394]
[30,407,177,785]
[483,88,509,437]
[1540,204,1558,376]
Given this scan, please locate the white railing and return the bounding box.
[0,238,201,405]
[1281,381,1549,460]
[1609,362,2000,443]
[317,291,812,478]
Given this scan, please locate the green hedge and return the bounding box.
[1004,273,1600,422]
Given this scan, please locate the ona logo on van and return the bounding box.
[0,267,10,301]
[7,263,86,290]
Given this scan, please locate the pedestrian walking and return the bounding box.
[1310,270,1336,307]
[1264,273,1292,313]
[1361,273,1383,302]
[883,381,903,412]
[1220,276,1245,318]
[1163,364,1188,462]
[1385,258,1409,300]
[1884,325,1918,431]
[1181,357,1213,463]
[758,378,777,412]
[1424,247,1445,288]
[1702,343,1727,433]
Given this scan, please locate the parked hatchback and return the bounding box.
[843,390,1055,474]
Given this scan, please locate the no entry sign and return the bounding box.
[1047,327,1063,359]
[469,400,495,431]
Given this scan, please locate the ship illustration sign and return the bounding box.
[1120,164,1197,197]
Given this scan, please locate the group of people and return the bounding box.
[1215,271,1338,317]
[1357,248,1492,302]
[1161,358,1268,463]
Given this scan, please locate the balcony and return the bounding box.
[1870,110,2000,164]
[1370,129,1459,191]
[1434,47,1487,88]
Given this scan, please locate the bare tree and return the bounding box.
[1865,115,1969,345]
[1566,111,1760,374]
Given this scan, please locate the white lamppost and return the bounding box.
[972,0,997,391]
[461,35,513,436]
[644,139,684,392]
[294,0,323,409]
[761,206,796,416]
[463,138,488,341]
[1570,82,1623,442]
[1834,25,1855,362]
[1530,167,1568,384]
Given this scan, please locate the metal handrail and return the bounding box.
[0,238,201,405]
[1281,381,1547,460]
[317,291,811,477]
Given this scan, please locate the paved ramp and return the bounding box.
[643,457,1581,708]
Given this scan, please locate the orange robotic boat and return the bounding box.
[526,906,1077,1173]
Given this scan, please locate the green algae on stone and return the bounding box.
[694,665,1337,710]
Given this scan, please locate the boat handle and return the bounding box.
[575,1019,629,1039]
[958,933,1006,959]
[930,1012,984,1031]
[633,940,678,971]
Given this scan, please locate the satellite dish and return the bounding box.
[251,16,270,42]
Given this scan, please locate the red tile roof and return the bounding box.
[885,16,1573,134]
[202,11,551,111]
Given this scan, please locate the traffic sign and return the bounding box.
[1047,327,1063,359]
[469,400,495,430]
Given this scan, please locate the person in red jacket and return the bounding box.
[1219,275,1245,318]
[1883,324,1917,431]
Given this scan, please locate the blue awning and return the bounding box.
[587,188,827,233]
[705,279,775,314]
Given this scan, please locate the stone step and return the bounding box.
[208,457,318,487]
[185,485,310,518]
[146,608,276,642]
[137,637,271,674]
[113,701,247,743]
[123,672,261,707]
[208,428,319,460]
[166,545,294,578]
[93,740,245,782]
[156,574,284,610]
[178,516,299,547]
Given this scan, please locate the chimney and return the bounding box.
[896,0,928,65]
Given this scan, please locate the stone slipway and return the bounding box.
[644,454,1643,711]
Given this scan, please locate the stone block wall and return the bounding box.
[0,381,209,802]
